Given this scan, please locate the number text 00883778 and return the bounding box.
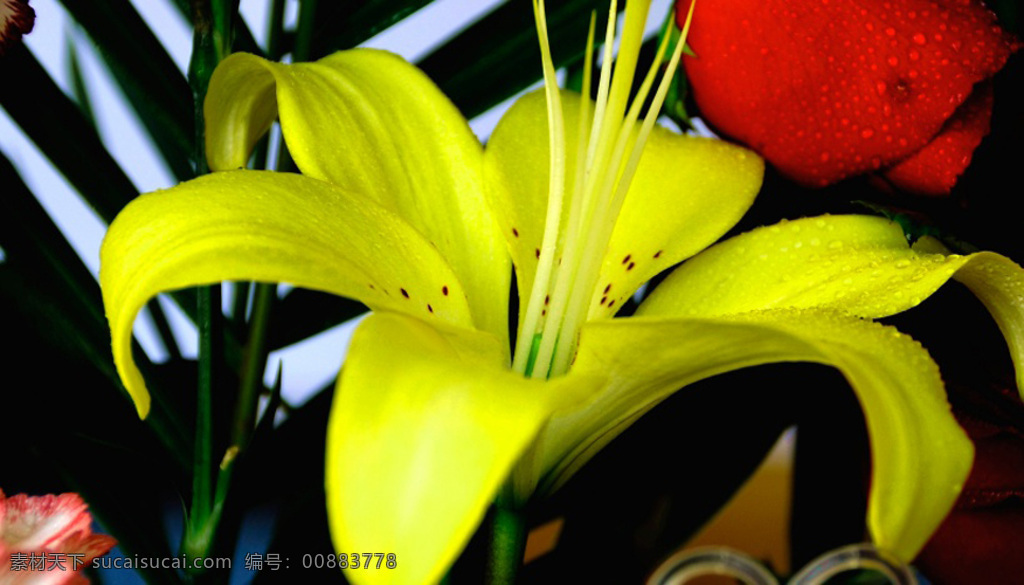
[302,553,397,569]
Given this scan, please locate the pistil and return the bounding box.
[513,0,696,379]
[511,0,567,376]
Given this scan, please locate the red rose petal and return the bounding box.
[680,0,1017,188]
[916,423,1024,584]
[915,378,1024,584]
[883,81,994,196]
[0,0,35,57]
[917,507,1024,584]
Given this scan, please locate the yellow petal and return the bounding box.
[542,310,971,562]
[484,89,762,325]
[592,122,763,318]
[100,170,473,418]
[205,50,510,345]
[326,313,575,585]
[640,215,1000,316]
[915,237,1024,398]
[639,215,1024,397]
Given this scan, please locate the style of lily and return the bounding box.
[99,0,1024,583]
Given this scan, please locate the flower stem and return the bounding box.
[185,0,236,563]
[189,284,219,535]
[293,0,319,62]
[231,282,275,447]
[484,503,527,585]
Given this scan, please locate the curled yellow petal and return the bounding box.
[639,214,1024,396]
[541,310,971,561]
[100,171,473,418]
[205,50,510,346]
[915,236,1024,398]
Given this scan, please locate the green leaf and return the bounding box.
[268,289,366,350]
[308,0,433,55]
[418,0,617,119]
[0,45,137,223]
[66,29,98,129]
[0,157,111,378]
[58,0,196,181]
[0,152,193,468]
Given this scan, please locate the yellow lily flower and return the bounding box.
[99,1,1024,583]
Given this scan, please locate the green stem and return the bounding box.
[266,0,287,60]
[184,448,235,572]
[484,504,527,585]
[190,286,219,528]
[211,0,238,61]
[147,298,182,361]
[293,0,319,62]
[231,282,275,447]
[185,0,234,562]
[229,280,251,324]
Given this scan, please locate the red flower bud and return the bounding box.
[678,0,1019,196]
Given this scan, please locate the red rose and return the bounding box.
[678,0,1018,196]
[916,379,1024,584]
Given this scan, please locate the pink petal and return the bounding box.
[0,490,116,585]
[1,493,92,551]
[0,0,35,57]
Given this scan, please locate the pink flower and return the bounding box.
[0,0,34,57]
[679,0,1019,196]
[1,490,116,585]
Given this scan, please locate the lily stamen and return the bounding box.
[518,0,696,378]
